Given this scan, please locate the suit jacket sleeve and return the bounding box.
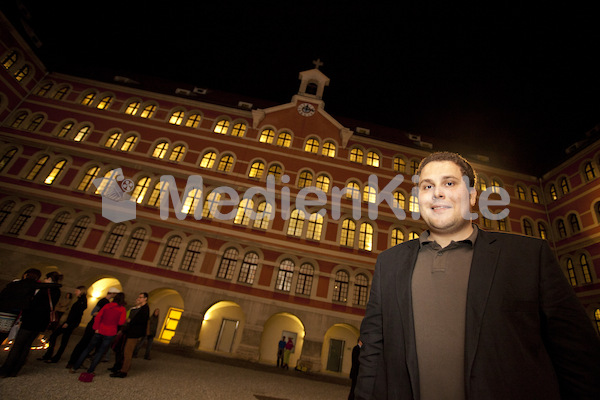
[355,257,384,399]
[538,241,600,397]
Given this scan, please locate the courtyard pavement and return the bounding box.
[0,333,351,400]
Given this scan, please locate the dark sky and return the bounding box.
[7,2,600,176]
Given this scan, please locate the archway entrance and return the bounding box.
[147,288,184,344]
[199,301,245,353]
[322,323,359,374]
[259,312,305,367]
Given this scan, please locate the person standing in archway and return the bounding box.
[282,337,294,370]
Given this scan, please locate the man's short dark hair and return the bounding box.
[416,151,477,188]
[140,292,148,299]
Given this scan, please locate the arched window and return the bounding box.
[366,151,380,167]
[322,141,336,157]
[148,181,168,207]
[169,145,186,162]
[248,161,265,179]
[306,213,324,241]
[538,222,548,240]
[391,228,404,246]
[0,201,15,228]
[44,159,67,185]
[11,111,27,128]
[296,263,314,295]
[350,148,364,163]
[490,178,502,194]
[217,154,235,172]
[287,209,305,236]
[580,254,592,284]
[231,122,246,137]
[276,132,292,147]
[213,119,230,134]
[557,219,567,238]
[160,236,182,268]
[102,224,127,254]
[595,309,600,334]
[516,185,526,200]
[297,170,313,188]
[200,151,217,169]
[531,188,540,204]
[560,177,569,195]
[234,198,254,225]
[44,212,71,242]
[7,205,34,235]
[267,164,283,181]
[64,216,90,247]
[275,259,295,292]
[238,252,259,284]
[549,184,558,201]
[140,104,157,119]
[408,231,420,240]
[354,274,369,306]
[584,162,596,181]
[393,156,406,173]
[345,181,360,200]
[478,177,487,192]
[359,222,374,251]
[72,125,91,142]
[123,228,146,258]
[202,191,221,219]
[14,64,30,82]
[56,122,74,138]
[181,188,202,215]
[340,219,356,246]
[497,218,508,232]
[315,174,330,193]
[130,177,151,204]
[568,214,581,233]
[96,95,112,110]
[566,258,577,286]
[522,219,533,236]
[259,129,275,144]
[124,101,140,115]
[26,114,44,131]
[333,270,349,302]
[304,138,320,153]
[80,92,96,106]
[363,185,377,203]
[0,147,17,173]
[253,201,273,229]
[37,83,52,96]
[169,110,185,125]
[120,135,137,152]
[152,142,169,159]
[53,85,69,100]
[2,50,18,69]
[185,113,202,128]
[25,155,49,180]
[409,195,419,213]
[181,240,202,272]
[104,131,121,148]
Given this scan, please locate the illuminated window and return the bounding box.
[304,138,320,153]
[296,263,314,295]
[64,216,90,247]
[333,270,349,302]
[72,125,91,142]
[322,141,336,157]
[152,142,169,159]
[231,122,246,137]
[0,201,15,228]
[238,252,259,284]
[297,170,313,188]
[11,112,27,128]
[560,178,569,195]
[217,155,234,172]
[306,213,324,241]
[2,50,17,69]
[516,185,526,201]
[169,145,186,162]
[148,181,168,207]
[122,228,146,258]
[393,157,406,173]
[94,170,121,196]
[125,101,140,115]
[253,201,273,229]
[531,188,540,204]
[96,95,112,110]
[25,155,49,180]
[584,162,596,181]
[181,240,202,272]
[185,113,202,128]
[490,179,502,194]
[259,129,275,144]
[497,218,508,231]
[44,212,71,242]
[37,83,52,96]
[160,236,182,268]
[276,132,292,147]
[158,307,183,343]
[408,231,420,240]
[217,248,239,280]
[409,195,419,213]
[234,198,254,225]
[275,260,295,292]
[57,122,74,138]
[359,222,373,251]
[80,92,96,106]
[104,132,121,148]
[345,181,360,200]
[7,205,34,235]
[568,214,580,233]
[566,258,577,286]
[202,191,221,218]
[287,209,305,236]
[120,135,137,151]
[315,174,330,193]
[248,161,265,179]
[366,151,380,167]
[393,191,405,209]
[140,104,157,119]
[267,164,283,181]
[169,110,185,125]
[522,219,533,236]
[538,222,548,240]
[349,148,363,163]
[580,255,592,284]
[130,177,151,204]
[213,119,230,134]
[181,188,202,215]
[27,115,44,131]
[549,184,558,201]
[363,185,377,203]
[391,228,404,246]
[410,160,419,175]
[595,309,600,334]
[0,147,17,172]
[53,86,68,100]
[14,64,29,82]
[340,219,356,247]
[557,219,567,238]
[354,274,369,306]
[102,224,127,254]
[478,177,487,192]
[77,166,100,191]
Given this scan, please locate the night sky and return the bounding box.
[6,2,600,176]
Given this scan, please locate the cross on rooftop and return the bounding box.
[312,58,324,69]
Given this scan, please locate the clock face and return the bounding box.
[297,103,316,117]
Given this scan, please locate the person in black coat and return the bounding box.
[39,285,87,363]
[0,268,42,344]
[348,339,362,400]
[0,271,62,377]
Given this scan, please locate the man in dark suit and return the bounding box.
[355,152,600,399]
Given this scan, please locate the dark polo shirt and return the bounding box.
[411,226,478,400]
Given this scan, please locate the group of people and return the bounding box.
[0,270,159,380]
[276,336,294,369]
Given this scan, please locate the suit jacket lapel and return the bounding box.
[395,241,421,399]
[464,231,500,391]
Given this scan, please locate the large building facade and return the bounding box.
[1,12,599,376]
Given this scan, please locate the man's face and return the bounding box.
[417,160,476,237]
[136,294,147,306]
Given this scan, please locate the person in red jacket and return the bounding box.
[70,292,126,375]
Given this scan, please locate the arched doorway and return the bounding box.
[322,323,359,374]
[147,288,184,344]
[199,301,245,353]
[80,277,123,326]
[259,312,305,367]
